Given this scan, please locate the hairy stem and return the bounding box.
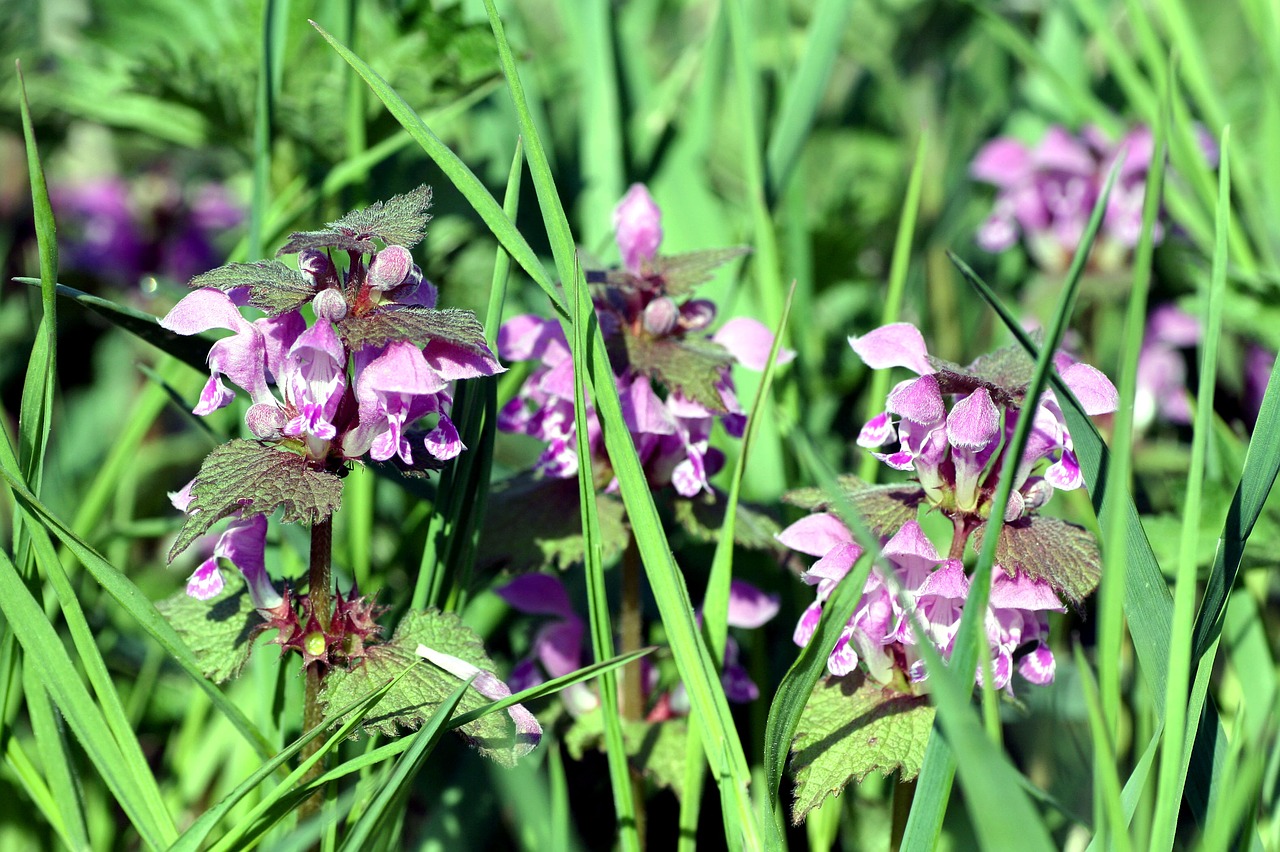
[948,513,976,561]
[298,516,334,824]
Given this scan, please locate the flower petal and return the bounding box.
[848,323,933,375]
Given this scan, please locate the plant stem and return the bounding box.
[889,774,917,852]
[949,514,975,561]
[619,540,647,846]
[298,517,334,824]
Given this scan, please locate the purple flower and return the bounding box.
[1135,304,1201,429]
[971,124,1216,273]
[169,482,282,611]
[778,516,1064,692]
[498,184,791,496]
[850,322,1117,520]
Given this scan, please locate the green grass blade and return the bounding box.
[337,675,476,851]
[563,0,624,250]
[165,688,384,851]
[1151,126,1231,852]
[0,453,274,760]
[570,249,640,849]
[955,255,1249,843]
[13,279,213,372]
[14,62,57,494]
[857,132,927,483]
[0,548,174,850]
[4,736,81,850]
[898,736,956,849]
[25,671,89,850]
[307,648,654,787]
[763,0,853,199]
[1073,645,1129,850]
[309,21,565,317]
[480,4,762,846]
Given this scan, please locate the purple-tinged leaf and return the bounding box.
[789,673,934,823]
[339,306,490,360]
[782,476,925,538]
[972,515,1102,605]
[168,440,344,562]
[189,261,318,317]
[650,247,751,297]
[320,609,531,766]
[624,334,734,411]
[279,185,434,255]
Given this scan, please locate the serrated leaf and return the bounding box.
[338,305,490,358]
[169,440,344,562]
[624,334,734,411]
[650,247,751,297]
[789,673,935,824]
[476,475,629,572]
[320,609,529,765]
[972,515,1102,604]
[279,185,434,255]
[782,476,925,537]
[155,574,266,683]
[563,710,690,798]
[189,261,317,317]
[672,490,782,550]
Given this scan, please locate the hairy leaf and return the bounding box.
[476,475,629,572]
[789,673,935,823]
[155,575,267,683]
[320,609,531,765]
[783,476,925,537]
[624,334,734,411]
[278,185,433,255]
[339,305,490,358]
[169,440,344,561]
[587,248,749,298]
[672,490,782,550]
[973,515,1102,604]
[564,711,690,798]
[189,261,317,317]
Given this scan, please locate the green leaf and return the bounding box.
[672,491,781,550]
[154,574,267,683]
[277,184,434,254]
[477,475,629,572]
[563,711,691,799]
[972,515,1102,604]
[789,673,935,824]
[782,476,926,538]
[642,247,751,297]
[623,334,735,411]
[170,440,344,561]
[189,261,317,317]
[319,609,530,765]
[338,305,491,360]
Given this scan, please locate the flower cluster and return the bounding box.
[162,187,501,668]
[851,322,1117,521]
[497,184,790,496]
[970,125,1214,273]
[496,572,779,718]
[781,323,1116,694]
[780,517,1060,691]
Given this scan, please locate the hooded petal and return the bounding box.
[497,573,577,618]
[886,374,946,425]
[726,579,781,629]
[970,138,1033,187]
[848,323,933,375]
[614,184,663,273]
[946,388,1001,450]
[776,513,853,557]
[1059,361,1119,415]
[712,317,796,371]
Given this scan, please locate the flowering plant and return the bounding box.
[782,321,1116,819]
[157,186,538,768]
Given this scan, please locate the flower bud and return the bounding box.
[679,298,717,331]
[312,287,348,322]
[642,296,679,335]
[367,245,414,290]
[298,250,335,287]
[245,403,287,439]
